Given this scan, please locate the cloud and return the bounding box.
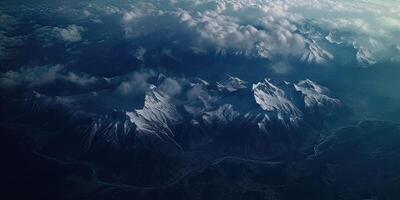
[0,64,63,88]
[118,0,330,64]
[64,71,98,86]
[0,64,98,89]
[186,83,217,109]
[122,9,143,24]
[113,0,399,66]
[114,70,155,96]
[285,0,400,65]
[0,31,26,60]
[35,24,85,46]
[159,77,182,96]
[134,47,146,61]
[3,0,399,72]
[57,25,85,42]
[270,62,292,74]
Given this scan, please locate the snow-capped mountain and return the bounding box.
[216,75,247,92]
[356,47,377,66]
[325,32,343,45]
[294,79,341,109]
[252,79,303,126]
[126,85,182,137]
[301,39,334,64]
[28,75,343,154]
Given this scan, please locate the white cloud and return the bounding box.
[0,31,26,60]
[285,0,400,65]
[159,77,182,96]
[57,25,85,42]
[35,24,85,46]
[0,64,98,89]
[118,0,331,64]
[9,0,399,68]
[270,62,292,74]
[113,0,399,66]
[134,47,146,61]
[114,70,155,96]
[122,9,142,23]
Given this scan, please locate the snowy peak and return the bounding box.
[69,76,344,151]
[301,39,333,64]
[142,84,171,110]
[325,32,343,45]
[217,75,247,92]
[294,79,340,108]
[292,79,343,120]
[356,47,377,66]
[85,110,134,148]
[193,78,210,86]
[252,79,302,118]
[202,104,240,126]
[252,78,342,126]
[126,85,182,135]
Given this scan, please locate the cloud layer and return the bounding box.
[106,0,399,66]
[0,0,399,103]
[0,64,98,89]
